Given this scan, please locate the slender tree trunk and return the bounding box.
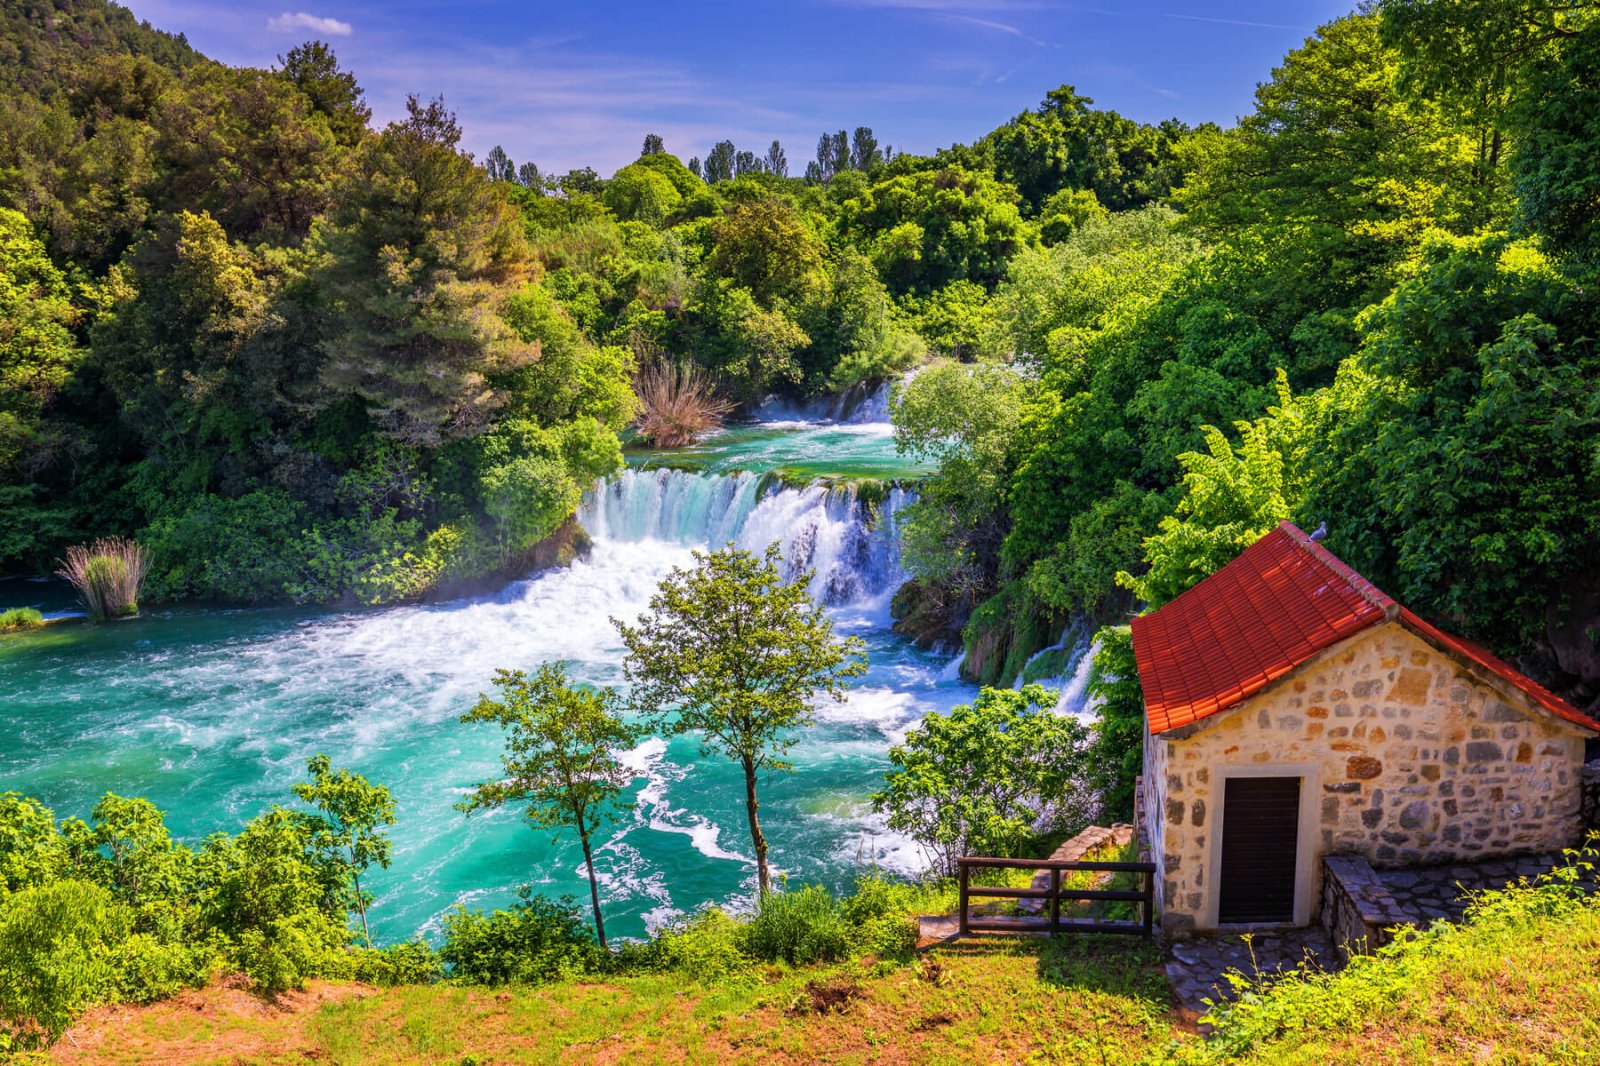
[742,755,770,896]
[576,812,608,948]
[352,868,372,947]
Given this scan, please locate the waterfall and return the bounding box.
[751,369,917,426]
[579,468,911,607]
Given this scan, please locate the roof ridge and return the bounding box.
[1277,521,1399,620]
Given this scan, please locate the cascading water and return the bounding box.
[0,440,973,943]
[582,468,909,607]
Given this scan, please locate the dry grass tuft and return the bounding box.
[633,360,733,448]
[57,537,147,621]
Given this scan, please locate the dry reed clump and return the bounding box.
[633,361,733,448]
[57,537,148,621]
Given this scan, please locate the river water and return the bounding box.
[0,414,1050,943]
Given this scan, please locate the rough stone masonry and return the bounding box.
[1142,620,1589,934]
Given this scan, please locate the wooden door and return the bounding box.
[1218,776,1301,924]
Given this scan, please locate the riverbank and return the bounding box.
[43,868,1600,1064]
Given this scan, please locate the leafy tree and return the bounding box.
[0,209,83,480]
[0,794,68,896]
[1301,234,1600,659]
[158,63,341,243]
[975,85,1185,213]
[839,165,1029,293]
[603,161,682,223]
[457,663,641,947]
[616,544,866,894]
[850,127,881,171]
[891,361,1027,604]
[1083,626,1143,817]
[516,160,544,190]
[1117,374,1314,608]
[276,40,370,147]
[641,132,665,156]
[705,197,825,306]
[316,96,536,444]
[703,140,736,183]
[292,755,395,947]
[872,685,1090,877]
[484,145,514,182]
[765,140,788,178]
[1505,19,1600,262]
[194,807,349,994]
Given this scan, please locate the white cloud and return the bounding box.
[267,11,353,37]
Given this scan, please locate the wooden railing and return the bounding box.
[957,855,1157,937]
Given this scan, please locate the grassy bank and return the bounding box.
[39,866,1600,1065]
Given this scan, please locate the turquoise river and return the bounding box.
[0,407,1090,942]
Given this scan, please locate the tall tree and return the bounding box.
[457,663,641,947]
[483,145,514,182]
[641,132,665,155]
[316,96,535,444]
[814,133,835,181]
[829,130,851,175]
[516,160,544,190]
[765,139,788,178]
[291,754,395,946]
[704,140,736,182]
[275,40,370,147]
[615,545,865,894]
[851,126,881,171]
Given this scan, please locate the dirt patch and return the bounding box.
[789,977,863,1016]
[50,976,374,1066]
[909,1011,954,1033]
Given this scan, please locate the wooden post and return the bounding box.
[958,861,970,936]
[1049,867,1061,934]
[1142,869,1154,937]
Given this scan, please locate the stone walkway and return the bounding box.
[1166,926,1336,1019]
[1378,852,1561,922]
[1164,850,1573,1019]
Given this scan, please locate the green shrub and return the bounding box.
[107,931,218,1004]
[838,875,920,961]
[0,608,43,631]
[438,890,607,986]
[0,880,125,1051]
[347,939,443,986]
[0,793,68,893]
[623,909,752,986]
[738,884,853,966]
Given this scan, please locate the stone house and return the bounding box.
[1133,521,1600,934]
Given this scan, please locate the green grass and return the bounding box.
[45,865,1600,1065]
[0,607,44,631]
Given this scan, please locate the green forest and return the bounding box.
[5,0,1596,719]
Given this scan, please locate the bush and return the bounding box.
[738,885,853,967]
[623,909,752,986]
[56,538,147,621]
[346,939,442,987]
[0,881,125,1051]
[0,607,43,631]
[632,360,732,447]
[439,890,607,986]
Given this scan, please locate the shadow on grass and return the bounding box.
[927,932,1173,1004]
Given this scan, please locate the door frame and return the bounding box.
[1204,763,1321,929]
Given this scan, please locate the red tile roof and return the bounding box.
[1131,522,1598,735]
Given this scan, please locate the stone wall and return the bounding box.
[1150,621,1589,933]
[1140,730,1169,922]
[1320,854,1410,959]
[1583,760,1600,829]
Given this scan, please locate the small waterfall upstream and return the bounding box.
[580,468,910,607]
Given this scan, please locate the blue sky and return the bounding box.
[122,1,1354,176]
